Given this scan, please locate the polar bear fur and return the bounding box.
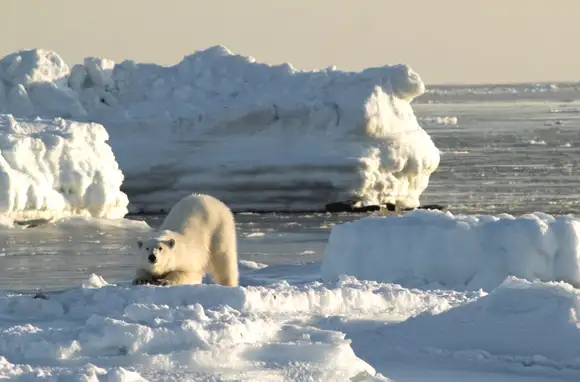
[133,193,238,287]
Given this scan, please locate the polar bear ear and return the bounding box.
[166,238,176,249]
[137,240,143,249]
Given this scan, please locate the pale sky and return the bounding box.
[1,0,578,84]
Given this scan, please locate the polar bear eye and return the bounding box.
[158,247,163,251]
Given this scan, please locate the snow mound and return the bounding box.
[379,277,580,369]
[0,275,470,380]
[0,115,129,222]
[321,209,580,291]
[0,47,440,212]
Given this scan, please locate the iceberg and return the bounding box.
[0,46,440,213]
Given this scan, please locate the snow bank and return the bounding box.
[0,47,440,212]
[0,276,465,380]
[2,274,579,380]
[379,277,580,369]
[0,115,129,222]
[321,209,580,291]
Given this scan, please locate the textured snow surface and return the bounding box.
[1,276,438,381]
[3,273,580,380]
[378,277,580,369]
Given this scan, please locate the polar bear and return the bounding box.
[132,193,238,287]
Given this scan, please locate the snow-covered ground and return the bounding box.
[2,213,580,381]
[0,47,440,214]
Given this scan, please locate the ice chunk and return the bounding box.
[0,115,128,222]
[322,209,580,291]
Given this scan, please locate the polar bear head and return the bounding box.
[136,230,178,275]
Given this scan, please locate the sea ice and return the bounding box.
[0,47,440,213]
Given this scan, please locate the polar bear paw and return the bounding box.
[132,276,175,286]
[132,278,154,286]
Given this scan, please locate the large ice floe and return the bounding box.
[322,209,580,291]
[0,47,440,213]
[0,114,128,223]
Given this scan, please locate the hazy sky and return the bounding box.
[1,0,578,84]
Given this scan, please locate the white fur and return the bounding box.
[133,193,238,287]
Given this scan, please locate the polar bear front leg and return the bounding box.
[133,268,156,285]
[155,270,202,286]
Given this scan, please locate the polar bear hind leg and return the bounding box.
[210,251,239,286]
[209,227,239,287]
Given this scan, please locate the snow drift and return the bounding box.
[0,115,128,222]
[4,271,579,379]
[379,277,580,368]
[0,47,440,213]
[0,275,417,381]
[321,209,580,291]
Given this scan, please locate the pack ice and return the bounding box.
[0,47,440,214]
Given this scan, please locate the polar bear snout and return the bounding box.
[147,247,163,263]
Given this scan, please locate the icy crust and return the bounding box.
[321,209,580,291]
[0,115,129,222]
[0,275,469,381]
[0,47,440,212]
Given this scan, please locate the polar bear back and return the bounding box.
[160,193,235,248]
